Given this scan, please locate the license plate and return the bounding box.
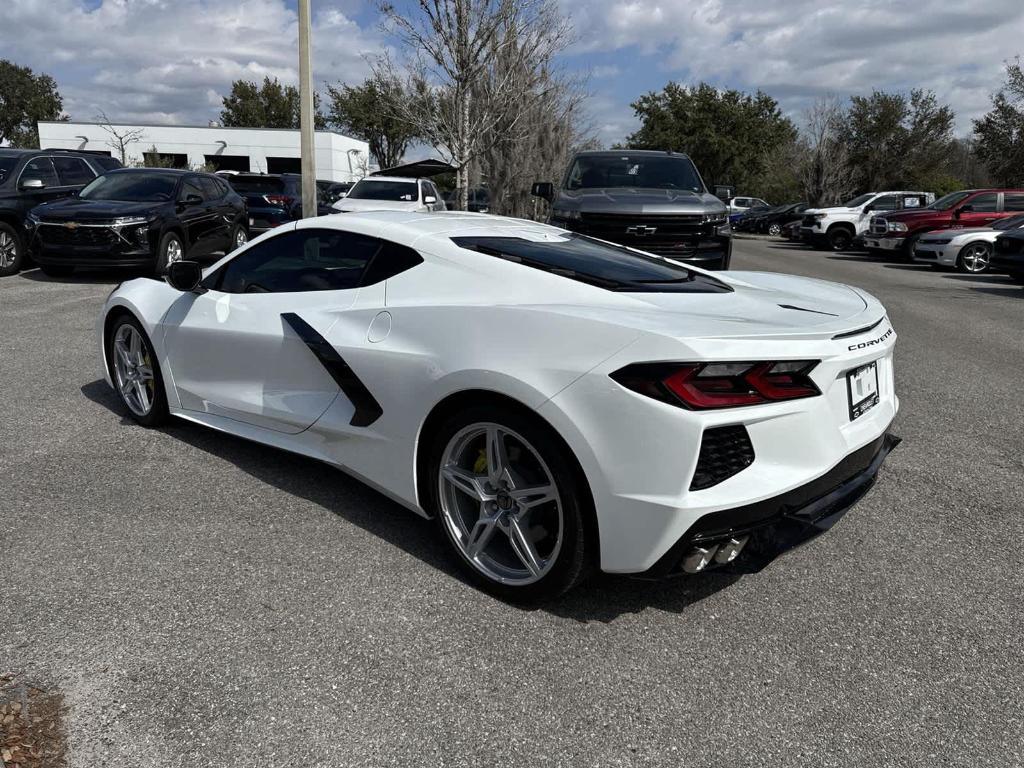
[847,362,880,420]
[866,239,879,248]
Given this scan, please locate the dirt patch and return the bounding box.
[0,675,67,768]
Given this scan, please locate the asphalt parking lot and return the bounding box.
[2,238,1022,767]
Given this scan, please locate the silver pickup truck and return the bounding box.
[531,149,732,270]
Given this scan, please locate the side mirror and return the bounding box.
[863,204,874,212]
[166,260,204,292]
[20,178,45,190]
[179,193,203,207]
[957,204,973,214]
[424,195,437,204]
[531,181,554,202]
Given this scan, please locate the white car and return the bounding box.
[727,196,769,214]
[97,211,900,600]
[800,191,934,251]
[332,176,446,214]
[911,213,1024,273]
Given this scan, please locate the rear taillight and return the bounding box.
[611,360,821,410]
[263,194,292,207]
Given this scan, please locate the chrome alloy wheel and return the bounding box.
[234,228,248,249]
[165,237,183,266]
[768,223,781,236]
[960,242,990,273]
[438,423,563,585]
[112,324,156,417]
[0,231,16,269]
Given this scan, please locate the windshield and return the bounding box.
[80,173,177,202]
[564,155,704,193]
[930,191,971,211]
[347,180,418,201]
[0,157,17,184]
[451,234,731,293]
[842,193,874,208]
[993,214,1024,230]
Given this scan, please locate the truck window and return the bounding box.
[871,195,898,210]
[565,154,704,193]
[968,193,998,212]
[1002,193,1024,212]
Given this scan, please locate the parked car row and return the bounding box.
[732,202,809,235]
[0,146,377,278]
[760,185,1024,280]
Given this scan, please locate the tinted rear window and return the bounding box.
[229,176,286,194]
[347,180,418,201]
[451,234,732,293]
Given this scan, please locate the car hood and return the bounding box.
[32,198,165,222]
[802,206,859,216]
[333,198,422,213]
[557,188,726,215]
[919,226,995,241]
[534,271,879,341]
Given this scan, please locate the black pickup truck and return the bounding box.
[531,149,732,270]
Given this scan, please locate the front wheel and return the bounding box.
[956,242,991,274]
[827,227,853,251]
[0,223,25,277]
[229,224,248,252]
[427,405,592,602]
[767,223,781,237]
[107,315,168,427]
[155,231,185,275]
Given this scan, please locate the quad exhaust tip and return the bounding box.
[681,536,749,573]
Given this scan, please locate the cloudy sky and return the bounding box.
[2,0,1022,146]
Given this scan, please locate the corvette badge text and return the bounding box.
[848,327,894,351]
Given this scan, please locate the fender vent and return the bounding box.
[690,426,755,491]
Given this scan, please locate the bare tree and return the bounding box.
[375,0,571,210]
[95,111,146,164]
[800,96,853,206]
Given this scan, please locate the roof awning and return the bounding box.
[371,159,455,178]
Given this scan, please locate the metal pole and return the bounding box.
[298,0,317,219]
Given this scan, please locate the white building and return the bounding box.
[37,121,371,182]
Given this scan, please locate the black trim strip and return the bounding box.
[281,312,383,427]
[832,316,885,340]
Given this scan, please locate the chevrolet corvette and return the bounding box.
[98,211,900,600]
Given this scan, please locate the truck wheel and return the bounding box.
[0,223,25,277]
[827,227,853,251]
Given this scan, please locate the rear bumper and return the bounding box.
[642,433,901,577]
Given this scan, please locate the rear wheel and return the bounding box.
[427,404,592,602]
[229,224,248,252]
[0,223,25,277]
[107,315,168,427]
[956,242,991,274]
[827,226,853,251]
[767,223,781,237]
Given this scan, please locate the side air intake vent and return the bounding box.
[689,426,755,491]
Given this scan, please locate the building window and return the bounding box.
[205,154,250,172]
[143,152,189,169]
[267,157,302,174]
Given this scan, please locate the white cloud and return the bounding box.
[0,0,382,124]
[560,0,1024,133]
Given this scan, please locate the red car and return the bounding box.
[864,189,1024,255]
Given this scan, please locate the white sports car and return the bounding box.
[911,213,1024,273]
[98,211,900,600]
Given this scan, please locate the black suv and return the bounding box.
[0,148,122,276]
[224,173,338,234]
[26,168,247,277]
[531,150,732,269]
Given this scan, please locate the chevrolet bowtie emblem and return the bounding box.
[63,222,79,230]
[626,225,657,236]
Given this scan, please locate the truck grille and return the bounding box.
[870,217,888,236]
[573,212,710,257]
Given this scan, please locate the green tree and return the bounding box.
[220,76,325,130]
[0,59,65,148]
[839,89,955,191]
[326,75,420,169]
[625,82,797,193]
[973,58,1024,186]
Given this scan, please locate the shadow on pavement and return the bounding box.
[79,379,739,621]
